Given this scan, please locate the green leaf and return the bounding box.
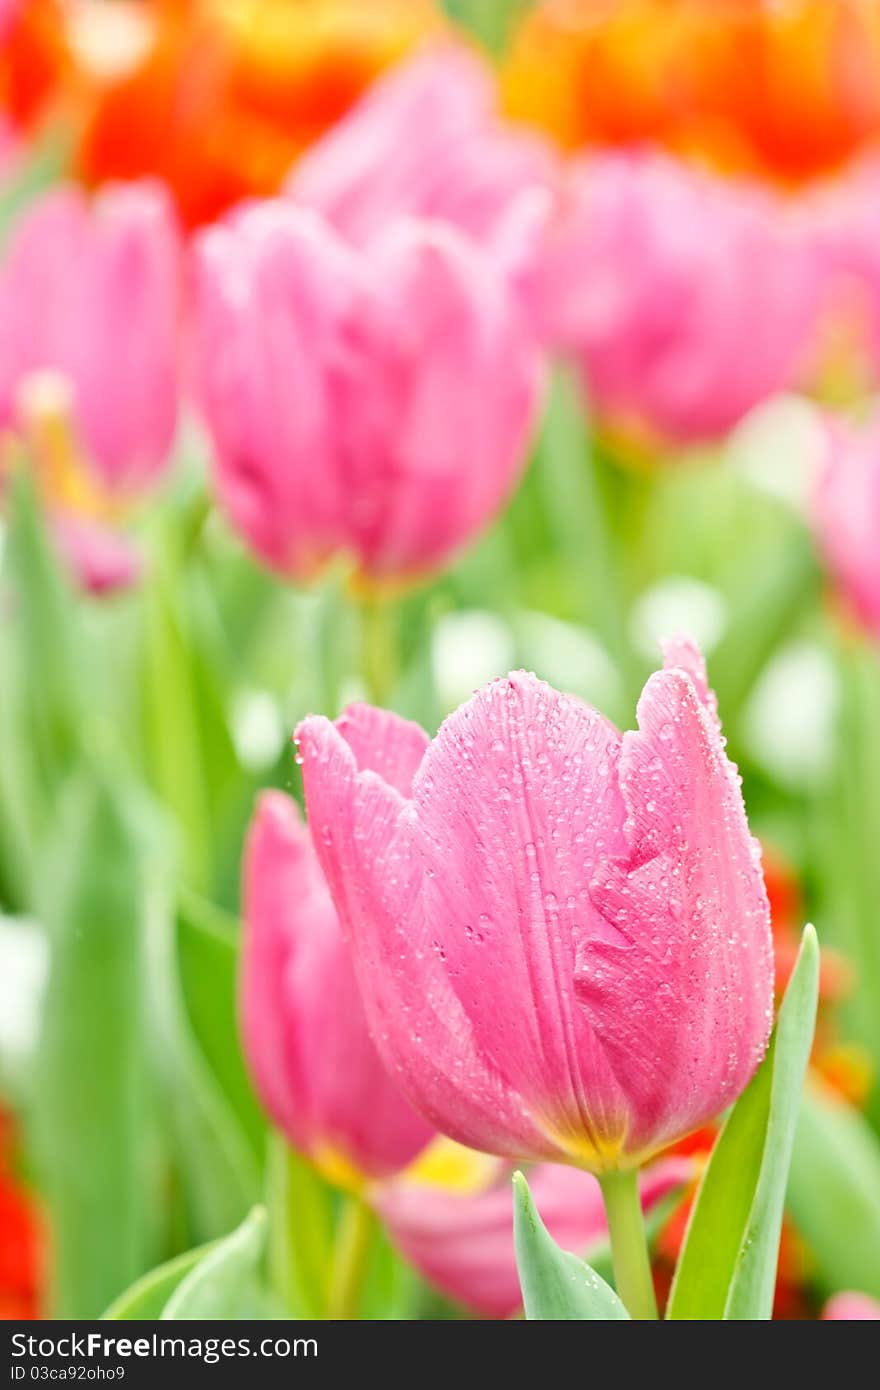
[31,767,161,1318]
[265,1137,333,1319]
[105,1211,270,1321]
[513,1171,630,1320]
[139,484,245,900]
[667,923,819,1320]
[2,471,86,792]
[151,893,259,1243]
[823,642,880,1125]
[176,890,265,1160]
[786,1081,880,1300]
[141,548,215,894]
[102,1240,221,1320]
[0,621,40,907]
[691,523,820,719]
[161,1208,268,1320]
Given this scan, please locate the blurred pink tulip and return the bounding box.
[0,180,181,493]
[297,638,773,1172]
[241,790,434,1186]
[52,513,142,596]
[533,153,818,446]
[377,1156,689,1318]
[822,1292,880,1320]
[0,181,181,593]
[801,158,880,378]
[286,42,556,277]
[813,412,880,638]
[192,201,542,584]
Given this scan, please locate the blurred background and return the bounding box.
[2,0,880,1321]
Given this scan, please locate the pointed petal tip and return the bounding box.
[293,711,338,747]
[659,631,704,666]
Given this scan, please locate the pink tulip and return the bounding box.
[533,152,818,446]
[240,789,434,1186]
[192,201,542,584]
[800,158,880,377]
[813,412,880,638]
[376,1156,689,1318]
[0,181,181,493]
[52,513,143,596]
[286,43,556,275]
[0,181,181,593]
[822,1292,880,1320]
[296,638,774,1172]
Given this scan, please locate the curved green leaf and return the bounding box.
[161,1208,268,1320]
[102,1241,220,1320]
[513,1172,629,1320]
[667,923,819,1320]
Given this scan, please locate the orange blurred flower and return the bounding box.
[503,1,880,183]
[0,0,69,134]
[0,1107,44,1321]
[71,0,443,227]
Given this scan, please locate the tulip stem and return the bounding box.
[327,1195,376,1320]
[359,595,397,707]
[599,1169,658,1320]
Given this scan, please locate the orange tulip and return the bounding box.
[503,1,880,183]
[72,0,443,227]
[0,0,69,135]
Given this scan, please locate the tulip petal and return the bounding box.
[241,790,431,1181]
[333,702,430,796]
[301,676,635,1165]
[288,42,555,258]
[578,663,774,1157]
[298,709,556,1160]
[193,205,358,578]
[406,673,633,1164]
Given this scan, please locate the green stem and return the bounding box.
[266,1134,332,1319]
[358,595,397,707]
[599,1169,658,1320]
[326,1195,376,1320]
